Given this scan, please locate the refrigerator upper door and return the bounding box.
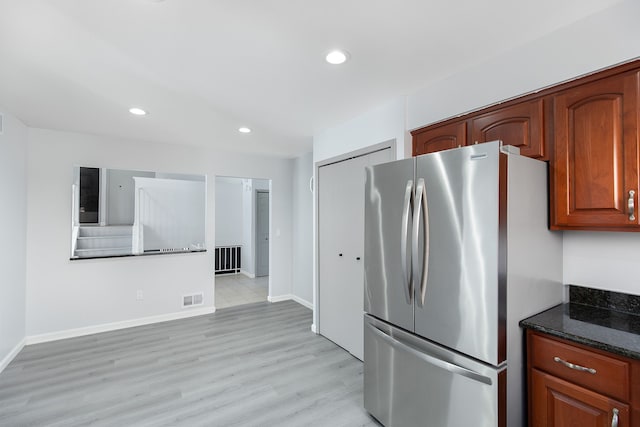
[364,157,415,332]
[414,141,504,366]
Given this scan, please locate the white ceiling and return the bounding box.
[0,0,623,158]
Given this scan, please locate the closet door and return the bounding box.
[318,148,392,360]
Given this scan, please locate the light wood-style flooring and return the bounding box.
[215,274,268,309]
[0,301,379,427]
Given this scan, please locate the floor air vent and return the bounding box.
[183,292,204,308]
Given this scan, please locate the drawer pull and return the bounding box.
[612,408,619,427]
[553,356,597,374]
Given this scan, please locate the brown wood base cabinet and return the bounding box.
[532,369,629,427]
[527,330,640,427]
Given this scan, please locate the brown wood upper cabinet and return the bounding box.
[470,99,546,159]
[551,71,640,230]
[412,120,466,156]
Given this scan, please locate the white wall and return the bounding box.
[407,0,640,130]
[313,97,408,164]
[215,178,244,246]
[563,232,640,295]
[292,152,313,305]
[313,0,640,300]
[25,128,294,338]
[0,112,28,370]
[107,169,154,225]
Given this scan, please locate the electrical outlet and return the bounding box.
[136,290,144,301]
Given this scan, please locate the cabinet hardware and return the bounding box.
[628,190,635,221]
[553,356,597,374]
[356,257,361,261]
[338,253,343,257]
[612,408,619,427]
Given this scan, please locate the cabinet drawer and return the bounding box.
[530,333,630,401]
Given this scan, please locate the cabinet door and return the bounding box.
[412,121,466,156]
[552,72,640,230]
[470,99,546,159]
[531,369,629,427]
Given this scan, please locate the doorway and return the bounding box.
[214,176,271,309]
[79,167,100,223]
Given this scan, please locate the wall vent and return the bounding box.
[182,292,204,308]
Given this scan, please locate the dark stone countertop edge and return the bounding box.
[520,304,640,361]
[70,248,207,261]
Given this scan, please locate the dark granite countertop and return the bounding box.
[520,286,640,360]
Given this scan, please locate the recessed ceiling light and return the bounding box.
[238,127,251,133]
[129,107,147,116]
[326,50,350,65]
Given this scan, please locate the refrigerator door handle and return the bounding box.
[366,322,492,386]
[401,180,414,304]
[412,178,429,307]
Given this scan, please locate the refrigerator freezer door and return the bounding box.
[364,315,501,427]
[364,157,415,332]
[414,141,503,366]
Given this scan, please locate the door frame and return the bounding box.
[313,139,397,334]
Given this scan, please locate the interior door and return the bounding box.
[256,190,269,277]
[319,147,392,360]
[414,142,501,366]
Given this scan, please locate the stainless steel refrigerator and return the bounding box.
[363,141,563,427]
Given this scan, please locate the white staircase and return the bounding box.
[74,225,133,258]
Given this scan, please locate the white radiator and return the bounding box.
[215,245,242,275]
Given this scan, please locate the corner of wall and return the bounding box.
[0,111,28,372]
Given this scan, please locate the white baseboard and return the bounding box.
[240,270,255,278]
[267,294,292,303]
[0,337,26,374]
[26,306,216,345]
[291,295,313,310]
[267,294,313,309]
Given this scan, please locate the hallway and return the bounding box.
[215,274,268,309]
